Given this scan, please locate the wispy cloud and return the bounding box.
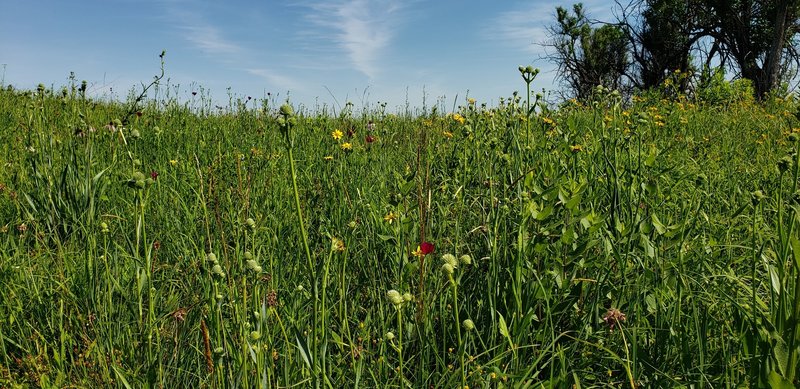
[245,68,301,92]
[303,0,406,79]
[487,3,559,56]
[179,23,242,55]
[162,2,243,56]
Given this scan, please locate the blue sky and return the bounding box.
[1,0,611,111]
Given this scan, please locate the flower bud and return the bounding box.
[459,254,472,266]
[442,263,455,275]
[442,253,458,268]
[250,331,261,341]
[279,104,294,117]
[245,217,256,230]
[211,264,225,278]
[387,289,404,306]
[462,319,475,331]
[206,252,218,263]
[385,332,395,341]
[402,292,413,302]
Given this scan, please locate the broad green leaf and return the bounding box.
[651,213,666,235]
[767,370,793,389]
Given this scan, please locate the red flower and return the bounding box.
[365,135,375,143]
[420,241,435,255]
[150,171,159,180]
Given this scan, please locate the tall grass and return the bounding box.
[1,73,800,387]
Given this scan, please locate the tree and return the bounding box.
[619,0,707,89]
[706,0,800,98]
[546,4,630,100]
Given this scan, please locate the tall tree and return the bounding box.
[547,3,630,99]
[707,0,800,97]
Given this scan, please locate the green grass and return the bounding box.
[2,78,800,388]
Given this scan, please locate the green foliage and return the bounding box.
[697,67,756,106]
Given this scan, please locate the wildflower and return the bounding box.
[367,121,375,131]
[169,159,178,166]
[467,98,476,105]
[452,113,466,125]
[365,134,375,143]
[385,332,395,341]
[443,131,453,138]
[570,144,583,153]
[341,142,352,151]
[150,171,159,180]
[245,217,256,230]
[420,241,435,255]
[323,156,333,161]
[602,308,626,331]
[332,129,343,140]
[331,237,345,252]
[384,211,397,224]
[250,331,261,341]
[100,222,110,234]
[402,292,413,302]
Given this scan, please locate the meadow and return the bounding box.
[2,69,800,388]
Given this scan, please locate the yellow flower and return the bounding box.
[384,211,397,224]
[323,155,333,161]
[467,98,476,105]
[570,144,583,153]
[452,113,466,125]
[331,237,345,252]
[341,142,352,151]
[422,119,433,127]
[169,159,178,166]
[542,117,555,126]
[412,246,422,258]
[443,131,453,138]
[332,129,343,140]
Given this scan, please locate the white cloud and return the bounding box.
[245,68,300,92]
[303,0,406,79]
[179,23,242,55]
